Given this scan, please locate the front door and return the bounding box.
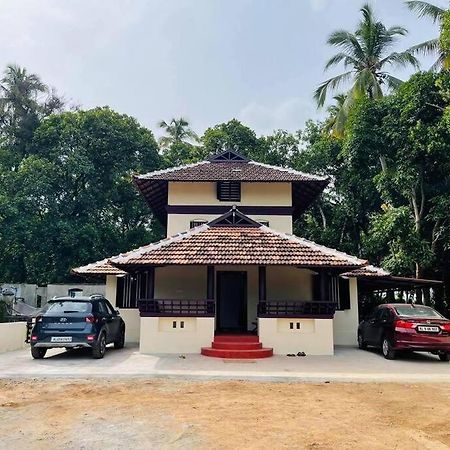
[217,271,247,332]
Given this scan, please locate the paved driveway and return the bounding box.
[1,344,450,382]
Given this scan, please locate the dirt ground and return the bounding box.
[0,379,449,450]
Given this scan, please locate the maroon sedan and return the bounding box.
[358,304,450,361]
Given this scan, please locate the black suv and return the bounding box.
[30,295,125,359]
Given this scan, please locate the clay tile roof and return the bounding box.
[136,160,328,183]
[133,153,329,225]
[72,258,127,276]
[109,223,367,269]
[341,265,391,278]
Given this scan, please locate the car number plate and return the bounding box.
[51,336,73,343]
[417,325,440,333]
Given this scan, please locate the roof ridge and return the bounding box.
[259,225,367,266]
[248,160,328,181]
[135,160,209,179]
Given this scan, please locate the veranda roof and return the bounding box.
[133,150,329,224]
[109,209,367,270]
[71,258,127,276]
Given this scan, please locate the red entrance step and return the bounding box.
[201,335,273,359]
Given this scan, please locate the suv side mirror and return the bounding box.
[115,309,120,315]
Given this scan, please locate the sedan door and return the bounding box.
[365,307,385,346]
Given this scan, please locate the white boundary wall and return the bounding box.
[140,317,214,354]
[259,318,334,355]
[0,322,27,353]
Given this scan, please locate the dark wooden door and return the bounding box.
[217,271,247,332]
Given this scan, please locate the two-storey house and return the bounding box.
[73,150,430,357]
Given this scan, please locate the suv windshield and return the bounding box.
[394,305,443,319]
[43,301,92,314]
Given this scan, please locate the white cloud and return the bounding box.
[238,97,321,136]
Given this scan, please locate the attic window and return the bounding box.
[217,181,241,201]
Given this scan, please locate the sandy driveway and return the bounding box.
[1,379,449,450]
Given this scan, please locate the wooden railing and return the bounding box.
[257,300,336,318]
[138,299,215,317]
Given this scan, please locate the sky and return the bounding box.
[0,0,444,138]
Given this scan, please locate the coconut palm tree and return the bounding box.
[158,117,199,149]
[0,64,47,127]
[405,1,449,70]
[323,94,347,135]
[314,4,419,120]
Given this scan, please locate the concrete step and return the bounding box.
[214,335,259,343]
[201,347,273,359]
[212,341,263,350]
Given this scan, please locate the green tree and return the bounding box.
[0,64,64,161]
[0,107,163,283]
[202,119,260,157]
[315,4,418,136]
[158,117,198,149]
[406,1,450,70]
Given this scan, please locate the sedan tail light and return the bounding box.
[85,315,96,323]
[441,323,450,331]
[395,320,415,330]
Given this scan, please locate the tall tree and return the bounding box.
[314,4,419,136]
[406,1,450,70]
[0,64,64,160]
[0,107,163,283]
[158,117,198,149]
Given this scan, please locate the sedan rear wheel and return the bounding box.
[438,352,450,362]
[381,337,396,360]
[92,333,106,359]
[31,347,47,359]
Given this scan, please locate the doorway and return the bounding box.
[216,271,247,332]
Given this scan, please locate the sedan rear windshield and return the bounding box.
[43,301,92,314]
[394,306,443,318]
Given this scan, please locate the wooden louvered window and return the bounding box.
[217,181,241,201]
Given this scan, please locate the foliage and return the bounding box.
[315,4,418,136]
[406,1,450,71]
[0,107,163,283]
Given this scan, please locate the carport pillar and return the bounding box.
[207,266,215,300]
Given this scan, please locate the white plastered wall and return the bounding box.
[168,181,292,206]
[167,214,292,235]
[259,318,334,355]
[333,278,359,346]
[140,317,215,354]
[106,275,140,343]
[0,322,27,353]
[166,181,293,235]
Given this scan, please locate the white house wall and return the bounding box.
[106,275,140,343]
[333,278,359,346]
[259,318,334,355]
[166,181,293,235]
[167,214,293,235]
[140,317,214,354]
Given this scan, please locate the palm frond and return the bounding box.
[383,74,404,90]
[324,53,359,70]
[408,38,440,57]
[405,1,444,23]
[314,71,354,107]
[379,51,420,69]
[327,31,365,61]
[430,51,445,71]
